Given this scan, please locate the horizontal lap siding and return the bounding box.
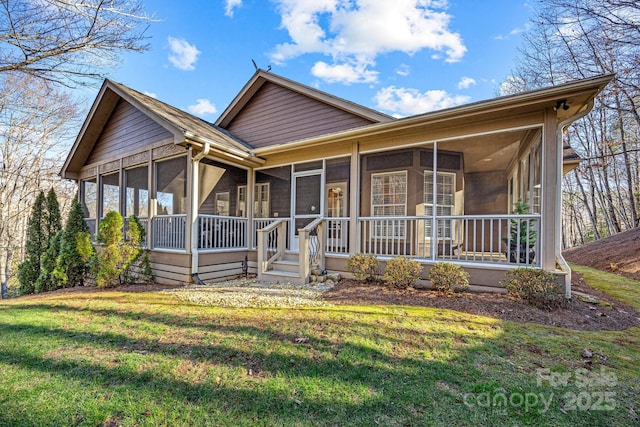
[197,251,256,283]
[150,251,191,285]
[226,82,375,148]
[87,100,173,164]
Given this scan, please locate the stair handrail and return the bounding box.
[257,219,287,280]
[298,217,325,282]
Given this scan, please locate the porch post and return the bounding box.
[147,149,154,249]
[430,141,438,259]
[349,141,359,255]
[187,147,196,271]
[541,108,559,271]
[247,167,255,248]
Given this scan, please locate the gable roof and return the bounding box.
[250,73,614,156]
[61,80,257,179]
[215,69,394,129]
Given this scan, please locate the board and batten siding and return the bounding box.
[86,99,173,165]
[226,82,376,148]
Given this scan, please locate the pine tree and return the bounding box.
[54,196,91,287]
[18,191,46,295]
[34,189,64,293]
[44,188,62,244]
[35,232,63,293]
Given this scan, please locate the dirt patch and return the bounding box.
[322,274,640,331]
[563,227,640,281]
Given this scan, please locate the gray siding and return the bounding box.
[226,82,376,148]
[86,100,173,164]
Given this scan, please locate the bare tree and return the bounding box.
[0,73,77,297]
[505,0,640,246]
[0,0,152,87]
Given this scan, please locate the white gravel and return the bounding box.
[161,278,335,308]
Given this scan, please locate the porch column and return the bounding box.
[541,108,559,271]
[147,149,154,249]
[349,141,359,254]
[187,147,196,261]
[247,167,255,248]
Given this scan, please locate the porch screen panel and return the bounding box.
[424,171,455,239]
[101,172,120,217]
[371,171,407,237]
[255,166,291,219]
[125,166,148,218]
[81,178,97,219]
[155,156,187,215]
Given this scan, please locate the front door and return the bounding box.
[291,171,323,251]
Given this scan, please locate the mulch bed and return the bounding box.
[322,272,640,331]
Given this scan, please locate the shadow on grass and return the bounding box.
[0,298,635,426]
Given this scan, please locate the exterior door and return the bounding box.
[291,171,323,251]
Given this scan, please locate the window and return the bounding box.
[371,171,407,237]
[254,183,270,218]
[125,166,148,218]
[101,172,120,217]
[424,171,455,239]
[215,192,230,216]
[155,156,186,215]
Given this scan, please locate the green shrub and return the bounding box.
[383,256,423,289]
[501,268,567,310]
[54,196,91,287]
[346,253,380,282]
[91,212,151,287]
[429,262,470,293]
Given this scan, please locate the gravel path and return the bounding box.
[161,278,335,308]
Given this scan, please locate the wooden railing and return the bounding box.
[325,217,349,254]
[256,219,287,277]
[357,214,541,267]
[298,217,325,280]
[198,215,248,250]
[152,214,186,250]
[252,218,290,249]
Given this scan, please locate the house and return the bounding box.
[60,70,612,295]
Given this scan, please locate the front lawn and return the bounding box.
[0,272,638,426]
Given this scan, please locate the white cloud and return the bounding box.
[457,76,476,89]
[143,91,157,98]
[188,99,217,116]
[270,0,466,83]
[495,22,532,40]
[375,86,470,115]
[167,37,201,71]
[225,0,242,17]
[311,60,378,84]
[396,64,410,77]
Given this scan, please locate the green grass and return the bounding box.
[1,275,639,426]
[570,263,640,309]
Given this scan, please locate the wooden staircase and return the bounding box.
[261,252,305,283]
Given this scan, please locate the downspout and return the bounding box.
[556,101,594,298]
[190,141,210,285]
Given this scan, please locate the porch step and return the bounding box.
[271,258,299,273]
[261,269,304,284]
[282,252,299,262]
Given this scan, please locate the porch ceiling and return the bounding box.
[441,129,524,173]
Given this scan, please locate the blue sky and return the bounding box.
[107,0,534,120]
